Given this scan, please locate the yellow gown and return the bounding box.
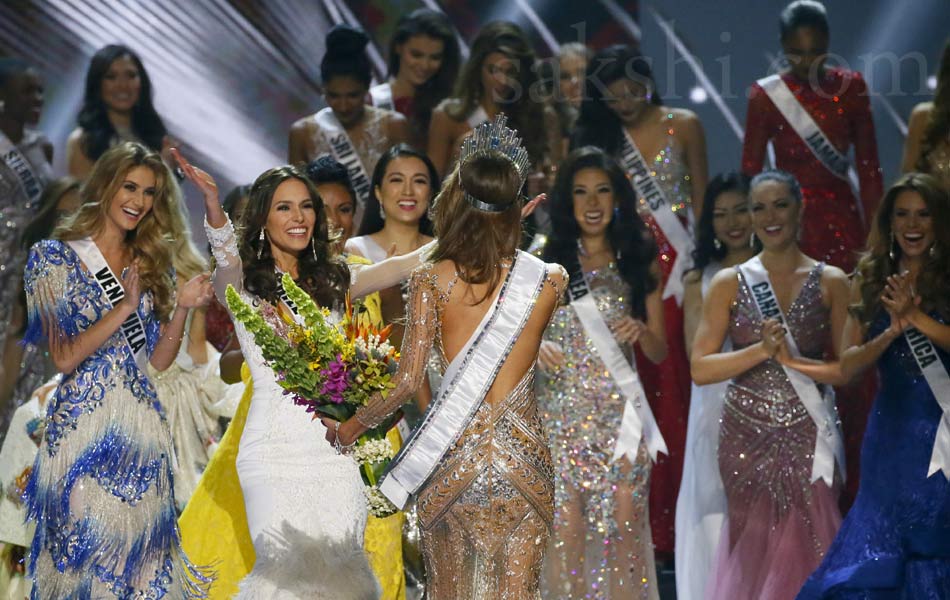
[178,258,406,599]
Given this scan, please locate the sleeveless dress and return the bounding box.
[707,263,842,600]
[624,114,694,554]
[538,262,658,599]
[674,263,729,600]
[22,239,211,599]
[797,312,950,599]
[204,219,379,599]
[353,259,565,599]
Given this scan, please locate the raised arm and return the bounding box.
[348,241,436,298]
[337,268,438,444]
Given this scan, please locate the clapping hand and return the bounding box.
[612,316,647,346]
[177,273,214,309]
[120,261,142,314]
[760,318,787,358]
[881,272,919,322]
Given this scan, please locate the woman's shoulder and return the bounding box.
[28,238,72,262]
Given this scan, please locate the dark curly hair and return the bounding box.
[77,45,167,161]
[387,9,460,136]
[357,144,437,237]
[240,166,350,310]
[543,146,658,318]
[570,45,662,157]
[851,172,950,327]
[690,172,756,274]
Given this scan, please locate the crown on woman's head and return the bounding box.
[458,113,531,213]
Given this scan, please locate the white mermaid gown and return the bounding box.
[206,217,428,599]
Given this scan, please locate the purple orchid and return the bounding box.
[320,355,349,404]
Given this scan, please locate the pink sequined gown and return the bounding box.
[706,264,842,600]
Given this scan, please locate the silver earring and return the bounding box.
[930,243,937,259]
[713,238,723,251]
[889,232,896,261]
[379,205,386,220]
[312,236,319,260]
[749,232,757,249]
[257,229,266,259]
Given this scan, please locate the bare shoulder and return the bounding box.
[908,102,934,129]
[290,114,316,135]
[708,266,740,298]
[821,264,851,290]
[545,261,568,287]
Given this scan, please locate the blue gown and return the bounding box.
[797,312,950,599]
[22,240,210,599]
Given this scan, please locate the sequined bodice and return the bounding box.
[923,139,950,190]
[636,118,693,219]
[308,106,390,172]
[727,264,829,416]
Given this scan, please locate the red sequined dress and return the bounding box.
[741,68,882,273]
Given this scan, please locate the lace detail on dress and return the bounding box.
[204,216,239,269]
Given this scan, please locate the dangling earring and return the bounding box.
[888,231,896,261]
[312,236,319,260]
[930,243,937,259]
[257,229,266,260]
[713,238,723,251]
[0,100,5,113]
[749,232,757,249]
[379,205,386,221]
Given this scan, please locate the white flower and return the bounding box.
[363,485,397,518]
[352,438,395,465]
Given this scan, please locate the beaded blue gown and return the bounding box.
[797,312,950,599]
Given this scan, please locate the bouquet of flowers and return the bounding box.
[225,274,400,516]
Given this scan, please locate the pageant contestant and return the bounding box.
[798,173,950,599]
[66,45,171,179]
[23,142,214,598]
[675,172,756,600]
[330,115,566,598]
[370,8,461,149]
[902,40,950,188]
[571,44,708,554]
[177,147,434,597]
[537,147,668,599]
[692,171,850,600]
[289,24,409,228]
[0,57,53,443]
[427,21,561,180]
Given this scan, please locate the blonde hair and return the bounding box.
[55,142,179,321]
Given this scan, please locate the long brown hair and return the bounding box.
[851,172,950,327]
[446,22,548,165]
[54,142,178,321]
[239,166,349,310]
[429,153,522,303]
[917,39,950,174]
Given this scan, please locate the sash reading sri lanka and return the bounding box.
[757,75,861,195]
[378,251,547,508]
[619,130,694,304]
[67,238,149,371]
[904,327,950,479]
[739,256,845,485]
[314,107,373,221]
[566,255,668,463]
[0,130,43,203]
[369,83,394,111]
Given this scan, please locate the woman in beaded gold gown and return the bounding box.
[537,147,668,599]
[691,171,850,600]
[332,117,566,599]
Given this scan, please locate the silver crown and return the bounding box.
[458,113,531,212]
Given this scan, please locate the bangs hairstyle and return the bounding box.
[239,166,350,310]
[78,44,167,161]
[388,9,460,132]
[358,143,438,237]
[54,142,178,321]
[447,21,548,164]
[544,146,658,318]
[429,153,523,303]
[571,45,662,156]
[691,172,756,273]
[851,172,950,327]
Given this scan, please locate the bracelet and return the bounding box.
[333,421,356,455]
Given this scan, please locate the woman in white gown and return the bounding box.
[176,152,429,599]
[674,173,755,600]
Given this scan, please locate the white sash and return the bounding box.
[379,251,547,508]
[466,105,489,129]
[739,256,845,485]
[567,256,667,462]
[904,327,950,479]
[68,238,150,371]
[315,107,373,217]
[0,130,44,203]
[757,74,860,193]
[619,130,694,304]
[369,83,394,111]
